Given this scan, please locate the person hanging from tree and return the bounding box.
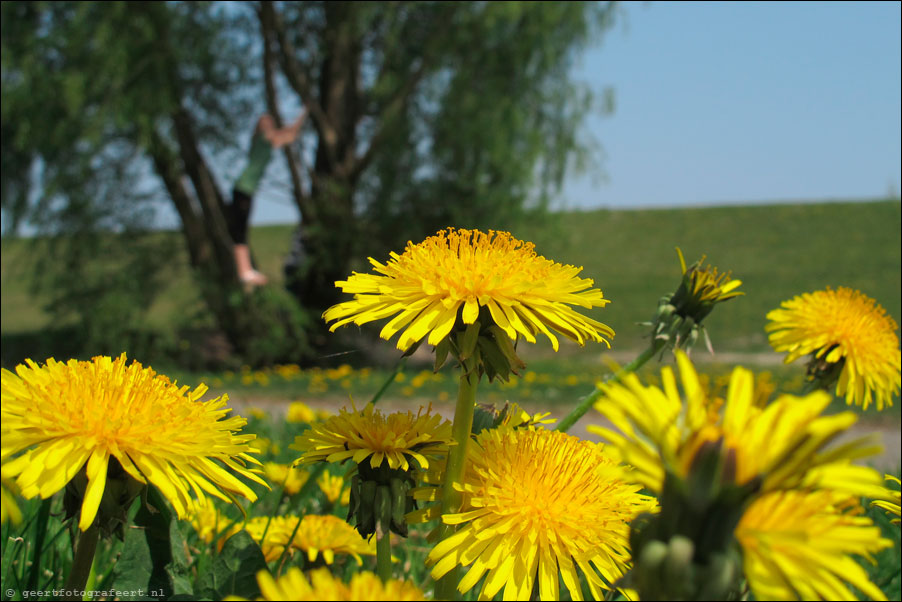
[228,110,307,286]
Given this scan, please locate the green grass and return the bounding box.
[1,199,899,357]
[520,200,902,352]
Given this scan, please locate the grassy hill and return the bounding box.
[2,200,900,365]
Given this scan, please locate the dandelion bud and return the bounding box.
[642,248,743,353]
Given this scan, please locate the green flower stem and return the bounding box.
[371,356,408,405]
[556,340,665,433]
[376,527,393,583]
[434,356,479,601]
[63,522,100,601]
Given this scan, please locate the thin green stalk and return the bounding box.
[371,357,407,406]
[434,357,479,601]
[376,526,392,583]
[63,523,100,601]
[26,498,52,593]
[556,340,664,433]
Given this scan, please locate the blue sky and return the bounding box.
[218,1,902,225]
[557,0,902,210]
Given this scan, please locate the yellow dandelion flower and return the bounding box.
[737,489,891,601]
[871,474,901,525]
[645,248,743,352]
[251,437,276,457]
[674,248,743,313]
[316,471,346,504]
[262,463,310,496]
[590,351,884,497]
[323,228,613,352]
[286,401,317,424]
[427,427,656,601]
[246,405,268,420]
[766,287,901,410]
[227,567,425,601]
[1,467,22,526]
[185,499,236,545]
[292,403,452,472]
[231,514,375,564]
[1,355,265,530]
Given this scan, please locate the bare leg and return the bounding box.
[234,243,268,286]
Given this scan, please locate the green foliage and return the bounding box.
[30,228,175,362]
[348,1,616,259]
[227,285,315,369]
[522,200,902,352]
[194,531,266,601]
[113,489,192,600]
[2,0,615,354]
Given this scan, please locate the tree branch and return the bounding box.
[347,59,427,180]
[258,1,317,222]
[170,107,236,279]
[261,1,339,156]
[147,129,210,268]
[346,4,457,180]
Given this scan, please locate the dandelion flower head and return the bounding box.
[766,287,901,410]
[590,351,884,497]
[316,470,347,504]
[1,354,264,530]
[185,499,236,545]
[262,462,310,496]
[737,489,891,601]
[427,426,656,601]
[871,474,901,525]
[231,514,375,564]
[323,228,614,351]
[674,248,743,317]
[229,567,425,601]
[292,403,452,472]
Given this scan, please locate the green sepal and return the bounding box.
[356,480,378,538]
[375,485,392,538]
[457,320,481,361]
[389,477,409,536]
[401,336,424,358]
[486,325,526,373]
[477,338,507,381]
[434,336,452,372]
[471,403,499,436]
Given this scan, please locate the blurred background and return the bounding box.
[1,2,899,400]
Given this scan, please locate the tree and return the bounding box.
[260,1,615,312]
[1,1,615,364]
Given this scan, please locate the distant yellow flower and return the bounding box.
[185,499,236,544]
[871,474,901,525]
[766,287,901,410]
[262,463,310,495]
[1,355,265,530]
[246,406,268,420]
[737,490,891,601]
[250,437,279,457]
[1,468,22,525]
[285,401,327,424]
[427,427,656,601]
[292,403,452,472]
[233,514,375,564]
[590,351,884,497]
[230,567,425,601]
[323,228,613,352]
[316,471,346,504]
